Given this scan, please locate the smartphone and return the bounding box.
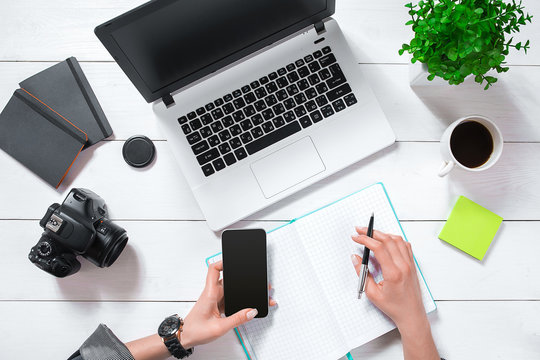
[222,228,268,318]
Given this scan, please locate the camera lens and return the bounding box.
[84,220,128,268]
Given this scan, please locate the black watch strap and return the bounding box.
[164,337,193,359]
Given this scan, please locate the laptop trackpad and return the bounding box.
[251,137,326,199]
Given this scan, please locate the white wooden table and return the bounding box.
[1,1,539,359]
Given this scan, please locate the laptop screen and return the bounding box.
[98,0,331,102]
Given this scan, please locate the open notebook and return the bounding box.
[206,183,436,360]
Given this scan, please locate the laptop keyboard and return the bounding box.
[177,46,358,177]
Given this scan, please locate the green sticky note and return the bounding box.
[439,196,503,260]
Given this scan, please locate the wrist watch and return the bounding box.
[158,314,193,359]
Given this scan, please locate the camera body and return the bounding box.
[28,188,128,277]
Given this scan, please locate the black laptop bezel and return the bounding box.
[95,0,335,103]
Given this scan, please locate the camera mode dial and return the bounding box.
[37,241,53,257]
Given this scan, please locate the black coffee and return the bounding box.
[450,121,493,168]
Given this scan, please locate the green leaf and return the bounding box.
[405,2,413,8]
[398,48,405,56]
[405,20,415,26]
[475,74,483,83]
[427,74,436,81]
[447,48,458,61]
[474,8,484,15]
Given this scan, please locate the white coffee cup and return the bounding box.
[438,115,503,177]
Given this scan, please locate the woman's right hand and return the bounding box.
[350,227,427,331]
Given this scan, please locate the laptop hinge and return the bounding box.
[314,21,326,35]
[162,94,175,108]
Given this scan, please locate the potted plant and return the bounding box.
[399,0,532,89]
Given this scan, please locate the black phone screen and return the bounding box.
[222,229,268,318]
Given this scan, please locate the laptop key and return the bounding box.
[230,125,242,136]
[286,84,299,96]
[233,98,246,109]
[196,107,206,115]
[283,111,296,123]
[319,53,336,67]
[201,163,215,177]
[232,110,245,122]
[259,76,269,84]
[265,94,277,106]
[327,74,347,89]
[273,115,285,128]
[262,121,275,133]
[250,80,260,89]
[294,105,307,117]
[265,82,278,94]
[321,105,335,118]
[294,93,307,105]
[306,87,318,99]
[218,142,231,155]
[192,140,210,155]
[213,158,226,171]
[197,148,220,165]
[322,46,331,54]
[186,131,201,145]
[201,114,213,125]
[245,121,302,155]
[287,71,300,83]
[214,98,224,107]
[277,67,286,76]
[240,132,253,144]
[273,103,285,115]
[233,89,242,98]
[304,54,314,63]
[297,79,310,91]
[178,116,188,125]
[223,103,235,114]
[315,95,328,107]
[224,152,237,166]
[200,126,213,138]
[244,92,257,104]
[276,89,288,101]
[222,115,234,128]
[326,83,352,102]
[295,59,305,67]
[210,121,223,134]
[205,103,215,111]
[252,113,264,125]
[329,63,343,76]
[308,61,321,73]
[332,99,346,112]
[305,100,317,112]
[187,111,197,120]
[283,98,296,110]
[223,93,233,102]
[315,83,329,94]
[211,108,224,120]
[319,68,331,80]
[262,108,275,120]
[230,137,242,149]
[344,93,358,106]
[251,126,264,139]
[298,66,310,78]
[254,100,267,112]
[243,105,256,117]
[299,115,312,128]
[310,110,323,123]
[313,50,323,58]
[254,87,267,99]
[240,119,253,131]
[219,129,232,142]
[286,63,296,71]
[276,77,289,88]
[308,73,321,85]
[208,135,220,147]
[190,118,202,130]
[241,85,251,93]
[235,147,248,160]
[268,72,278,80]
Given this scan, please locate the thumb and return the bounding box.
[351,255,382,302]
[221,308,258,331]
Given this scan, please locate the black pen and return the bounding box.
[357,212,374,299]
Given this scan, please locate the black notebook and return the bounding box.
[0,89,87,188]
[20,57,113,148]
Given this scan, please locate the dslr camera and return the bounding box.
[28,188,128,278]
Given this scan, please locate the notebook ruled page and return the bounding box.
[294,183,437,351]
[237,223,348,360]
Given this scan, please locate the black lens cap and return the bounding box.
[122,135,156,168]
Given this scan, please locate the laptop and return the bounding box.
[96,0,395,230]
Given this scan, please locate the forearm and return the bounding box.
[398,317,439,360]
[125,334,170,360]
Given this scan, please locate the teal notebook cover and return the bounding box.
[206,182,436,360]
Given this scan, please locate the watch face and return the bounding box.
[158,316,180,337]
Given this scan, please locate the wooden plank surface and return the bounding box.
[1,0,539,65]
[1,62,540,142]
[1,141,539,221]
[1,301,538,360]
[2,219,539,301]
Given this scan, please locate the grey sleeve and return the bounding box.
[76,324,135,360]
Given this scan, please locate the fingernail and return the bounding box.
[351,254,359,266]
[247,309,258,320]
